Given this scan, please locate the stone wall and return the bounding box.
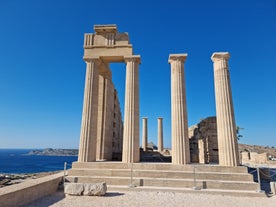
[0,172,63,207]
[96,76,123,161]
[96,75,114,161]
[241,151,276,167]
[189,117,219,164]
[112,89,123,160]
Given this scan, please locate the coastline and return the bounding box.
[26,148,78,156]
[0,171,61,188]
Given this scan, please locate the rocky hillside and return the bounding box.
[239,143,276,156]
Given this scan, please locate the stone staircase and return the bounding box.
[67,162,262,196]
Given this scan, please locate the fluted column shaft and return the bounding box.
[142,117,148,151]
[211,52,239,166]
[169,54,190,164]
[122,55,141,163]
[78,58,101,162]
[157,117,164,152]
[96,66,114,161]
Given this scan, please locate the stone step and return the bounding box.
[66,176,145,186]
[71,162,249,173]
[66,176,203,188]
[204,180,259,191]
[107,185,266,197]
[66,175,258,191]
[68,168,254,182]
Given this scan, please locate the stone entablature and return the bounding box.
[83,25,133,62]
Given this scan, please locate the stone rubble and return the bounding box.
[64,182,107,196]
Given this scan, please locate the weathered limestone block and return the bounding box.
[64,183,107,196]
[83,182,107,196]
[64,183,84,195]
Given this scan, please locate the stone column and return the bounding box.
[96,65,114,161]
[78,58,101,162]
[157,117,164,152]
[211,52,239,166]
[142,117,148,151]
[169,54,190,164]
[122,55,141,163]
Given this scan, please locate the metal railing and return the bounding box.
[248,167,276,194]
[192,165,201,190]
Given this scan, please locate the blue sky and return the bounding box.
[0,0,275,149]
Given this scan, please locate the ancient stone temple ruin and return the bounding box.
[77,24,239,166]
[68,25,260,194]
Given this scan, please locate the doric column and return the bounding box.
[78,58,101,162]
[169,54,190,164]
[142,117,148,151]
[96,65,114,161]
[211,52,239,166]
[157,117,164,152]
[122,55,141,163]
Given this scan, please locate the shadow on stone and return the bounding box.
[105,192,125,197]
[140,150,171,162]
[20,190,65,207]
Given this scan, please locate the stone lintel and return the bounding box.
[168,54,188,63]
[124,55,141,64]
[94,25,117,34]
[211,52,230,62]
[83,56,101,62]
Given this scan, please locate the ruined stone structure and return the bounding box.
[77,25,239,167]
[69,25,262,195]
[78,25,139,163]
[189,117,218,164]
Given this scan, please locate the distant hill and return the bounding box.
[26,144,276,157]
[27,148,78,156]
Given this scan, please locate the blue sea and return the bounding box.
[0,149,77,174]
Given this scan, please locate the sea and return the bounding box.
[0,149,77,174]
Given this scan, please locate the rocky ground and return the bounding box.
[0,171,60,188]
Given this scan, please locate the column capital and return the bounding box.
[124,55,141,64]
[157,117,163,120]
[211,52,230,62]
[168,54,188,63]
[83,56,102,65]
[142,117,148,119]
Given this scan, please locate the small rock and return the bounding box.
[64,183,107,196]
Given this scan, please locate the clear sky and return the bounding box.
[0,0,275,149]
